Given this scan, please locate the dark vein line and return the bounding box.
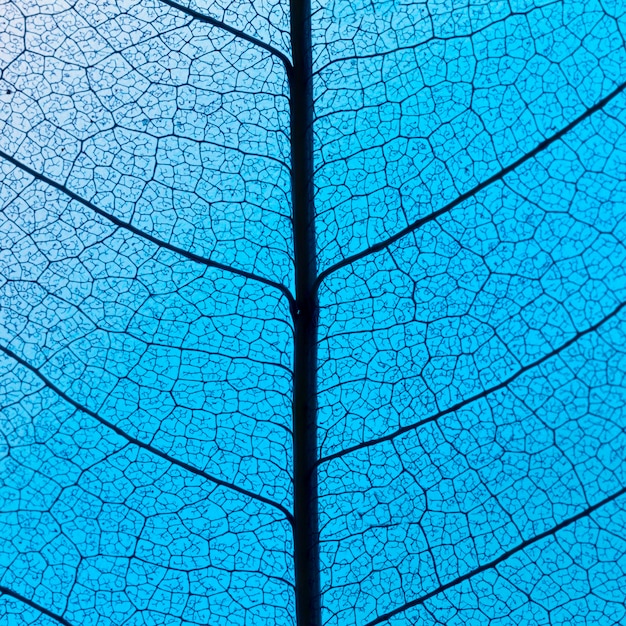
[132,552,297,586]
[0,586,74,626]
[312,3,560,76]
[0,150,295,307]
[0,344,294,524]
[315,80,626,290]
[289,0,322,622]
[364,486,626,626]
[318,300,626,466]
[157,0,293,77]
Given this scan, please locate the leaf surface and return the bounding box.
[1,0,626,625]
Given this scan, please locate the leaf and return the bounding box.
[1,0,626,625]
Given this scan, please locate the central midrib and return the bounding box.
[289,1,322,626]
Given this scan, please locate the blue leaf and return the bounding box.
[1,0,625,624]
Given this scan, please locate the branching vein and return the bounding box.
[319,300,626,465]
[315,81,626,290]
[0,150,296,307]
[364,487,626,625]
[0,343,295,525]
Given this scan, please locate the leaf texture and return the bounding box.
[1,1,295,624]
[313,0,626,623]
[1,0,626,624]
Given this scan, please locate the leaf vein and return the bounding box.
[0,586,74,626]
[364,487,626,626]
[319,300,626,465]
[157,0,294,77]
[0,150,295,307]
[0,343,295,525]
[315,80,626,290]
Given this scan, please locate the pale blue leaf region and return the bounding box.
[1,0,626,624]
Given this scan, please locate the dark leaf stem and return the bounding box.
[290,0,322,624]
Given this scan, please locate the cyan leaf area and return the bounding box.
[1,0,626,624]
